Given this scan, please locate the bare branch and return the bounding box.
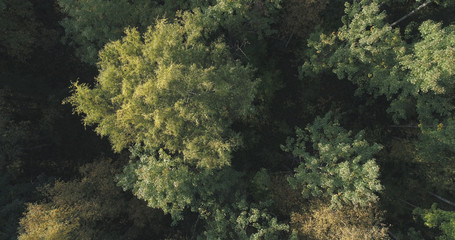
[390,0,434,27]
[389,125,419,128]
[388,230,399,240]
[285,31,294,49]
[429,192,455,207]
[237,46,250,61]
[400,199,418,208]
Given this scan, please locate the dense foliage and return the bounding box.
[1,0,454,239]
[66,18,257,168]
[282,112,383,207]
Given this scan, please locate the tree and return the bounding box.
[57,0,282,64]
[66,15,258,169]
[0,0,40,61]
[414,204,455,240]
[202,199,289,240]
[57,0,197,64]
[400,20,455,129]
[0,0,59,64]
[301,0,455,122]
[290,199,388,240]
[117,146,288,239]
[301,1,455,236]
[18,159,169,240]
[302,0,408,102]
[117,147,244,222]
[282,112,383,207]
[62,4,296,238]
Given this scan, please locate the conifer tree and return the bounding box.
[282,112,383,207]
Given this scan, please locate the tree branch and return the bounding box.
[285,31,294,49]
[400,199,418,208]
[390,0,434,27]
[389,124,419,128]
[429,192,455,207]
[237,46,250,61]
[388,230,399,240]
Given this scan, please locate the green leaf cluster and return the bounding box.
[117,146,288,239]
[57,0,282,64]
[282,112,383,207]
[66,17,257,168]
[414,204,455,240]
[0,0,39,61]
[302,0,407,99]
[117,147,243,223]
[203,199,289,240]
[9,0,455,238]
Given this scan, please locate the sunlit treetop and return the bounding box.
[302,0,409,99]
[302,0,455,122]
[66,14,258,169]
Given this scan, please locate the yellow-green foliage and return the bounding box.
[67,15,258,169]
[18,204,78,240]
[291,199,388,240]
[414,204,455,240]
[18,159,168,239]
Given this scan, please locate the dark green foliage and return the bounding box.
[0,0,39,61]
[416,121,455,192]
[0,174,36,240]
[57,0,282,64]
[117,147,244,222]
[117,146,288,239]
[57,0,197,64]
[0,0,59,64]
[18,159,170,240]
[3,0,455,238]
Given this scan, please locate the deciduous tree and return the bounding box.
[66,16,257,168]
[282,112,383,207]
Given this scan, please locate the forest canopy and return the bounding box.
[1,0,454,239]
